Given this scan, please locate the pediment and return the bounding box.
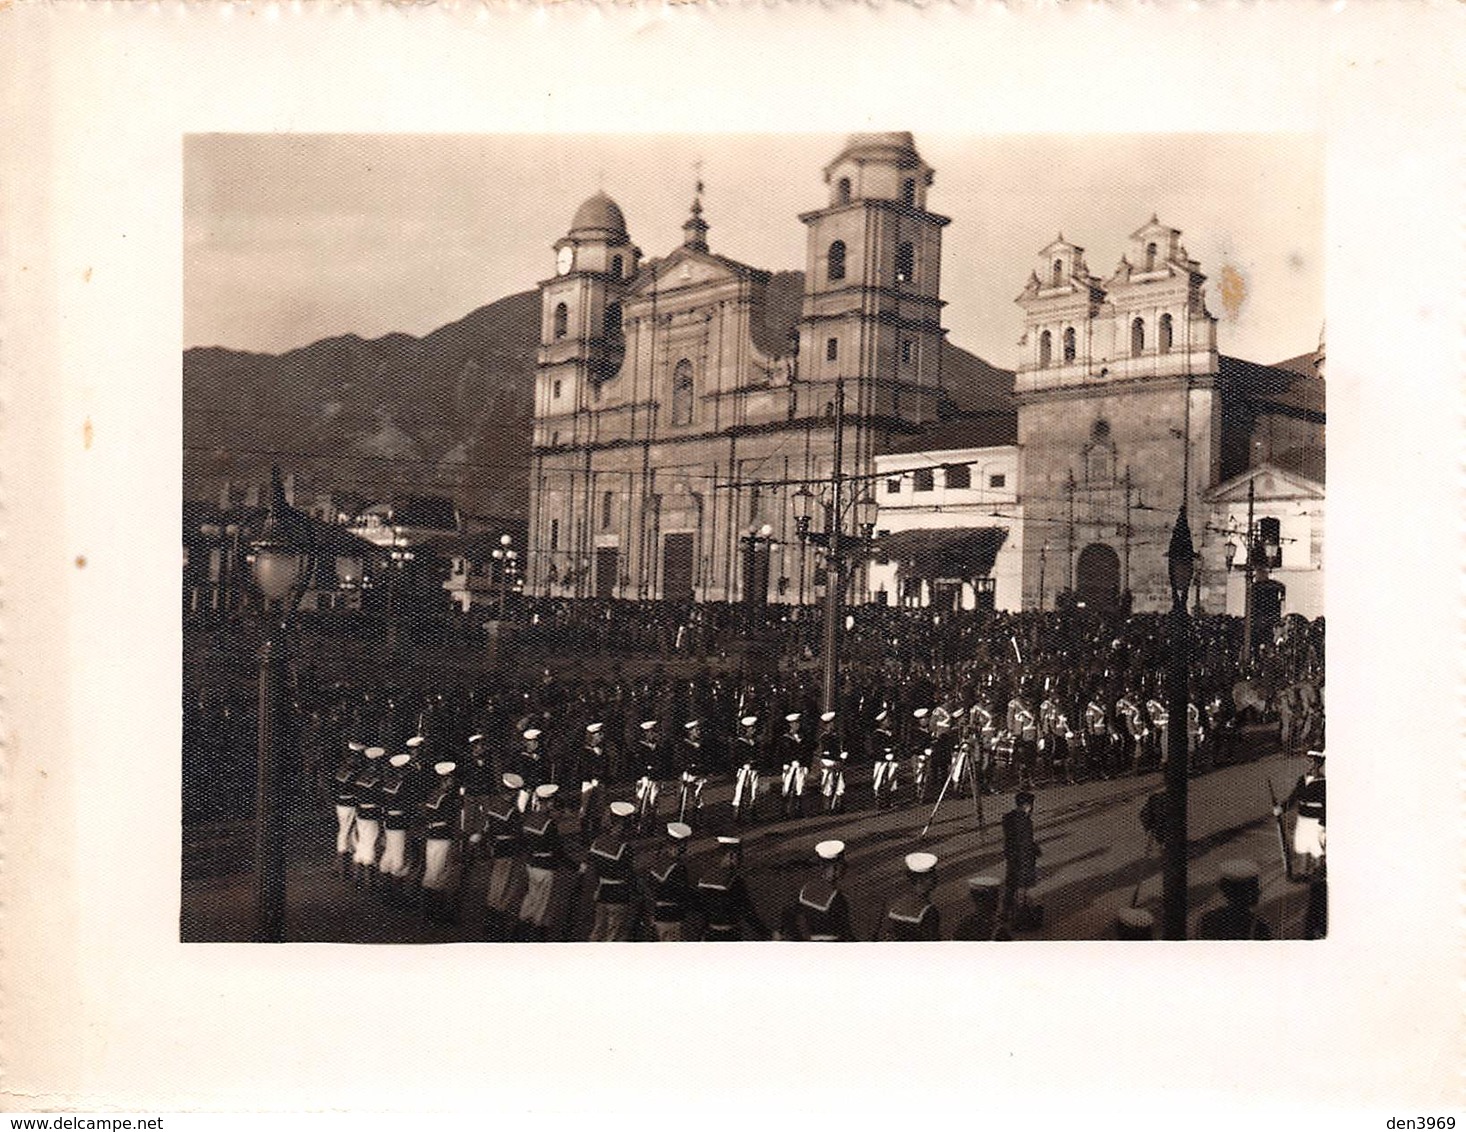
[1206,463,1324,504]
[628,248,751,296]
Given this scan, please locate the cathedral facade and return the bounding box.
[527,133,953,604]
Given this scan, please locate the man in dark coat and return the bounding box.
[1001,791,1041,923]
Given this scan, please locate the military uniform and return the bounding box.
[674,722,708,824]
[577,723,610,841]
[1145,697,1170,770]
[794,840,854,941]
[483,772,528,941]
[331,741,366,879]
[519,784,574,940]
[350,746,387,888]
[1115,692,1148,774]
[877,852,941,941]
[514,729,545,811]
[460,734,496,859]
[696,837,769,941]
[1278,754,1326,876]
[1006,696,1038,790]
[632,722,665,834]
[647,822,694,941]
[867,713,900,810]
[1084,695,1114,779]
[586,801,637,942]
[419,761,463,923]
[377,753,419,897]
[730,716,762,823]
[777,714,809,818]
[815,714,847,814]
[909,708,935,804]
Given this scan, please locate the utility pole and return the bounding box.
[1241,477,1256,669]
[821,377,846,715]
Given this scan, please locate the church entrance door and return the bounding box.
[1075,542,1121,614]
[662,533,694,602]
[594,547,619,600]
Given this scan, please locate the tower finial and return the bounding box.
[683,160,709,253]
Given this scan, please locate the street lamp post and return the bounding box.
[492,533,512,620]
[247,468,310,943]
[1038,542,1048,612]
[1163,506,1196,941]
[1222,478,1280,669]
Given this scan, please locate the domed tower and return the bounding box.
[537,192,641,440]
[797,132,949,431]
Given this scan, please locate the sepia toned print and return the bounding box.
[181,131,1325,943]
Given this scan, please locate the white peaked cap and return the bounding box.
[467,733,485,744]
[534,783,559,800]
[434,761,456,775]
[814,839,846,861]
[609,800,636,818]
[640,720,658,731]
[502,772,524,790]
[684,720,700,730]
[365,747,387,759]
[785,712,801,723]
[586,722,604,734]
[406,736,425,748]
[666,822,692,840]
[905,851,938,875]
[913,708,929,719]
[740,716,758,727]
[348,741,366,752]
[522,729,542,740]
[820,711,837,723]
[389,753,411,768]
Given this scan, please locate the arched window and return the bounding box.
[601,490,614,531]
[1159,313,1173,353]
[671,359,694,426]
[1131,317,1145,357]
[553,302,568,340]
[828,240,846,283]
[1063,326,1077,363]
[611,255,623,280]
[1052,258,1064,286]
[1039,329,1053,368]
[836,177,852,205]
[902,178,917,209]
[1145,242,1158,271]
[895,242,914,284]
[603,301,622,340]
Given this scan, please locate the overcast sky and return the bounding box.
[184,133,1322,369]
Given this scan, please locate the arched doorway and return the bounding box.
[1075,542,1121,613]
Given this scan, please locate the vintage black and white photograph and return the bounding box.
[181,131,1326,944]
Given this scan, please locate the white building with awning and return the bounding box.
[865,418,1023,611]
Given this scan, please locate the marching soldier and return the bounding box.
[952,875,1012,941]
[646,821,694,941]
[695,835,769,941]
[675,720,708,824]
[910,707,935,805]
[1196,859,1273,939]
[483,772,527,941]
[331,740,366,880]
[777,711,810,819]
[1145,692,1170,771]
[868,708,901,811]
[586,800,638,941]
[377,751,417,904]
[350,746,387,891]
[1084,688,1114,780]
[793,840,855,941]
[730,715,762,824]
[1115,686,1148,775]
[1275,750,1326,879]
[419,760,462,924]
[460,733,496,863]
[578,722,611,842]
[876,852,941,941]
[633,720,665,834]
[969,692,998,794]
[514,727,545,811]
[1007,685,1039,790]
[519,783,574,941]
[816,711,847,814]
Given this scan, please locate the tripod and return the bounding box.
[920,738,985,841]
